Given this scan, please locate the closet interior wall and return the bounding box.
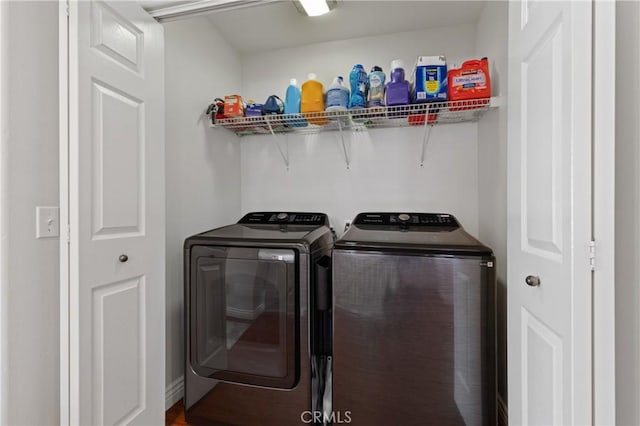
[164,16,242,401]
[163,0,509,409]
[615,1,640,424]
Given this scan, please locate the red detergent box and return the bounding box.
[448,58,491,110]
[223,95,244,118]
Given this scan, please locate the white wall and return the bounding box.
[241,24,478,104]
[475,0,508,410]
[615,2,640,424]
[240,24,481,235]
[164,15,242,405]
[241,125,479,234]
[2,1,60,424]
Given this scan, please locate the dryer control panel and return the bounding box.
[239,212,330,226]
[353,212,460,229]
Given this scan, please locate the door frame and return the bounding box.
[59,0,70,423]
[592,1,616,423]
[55,1,618,425]
[0,1,9,423]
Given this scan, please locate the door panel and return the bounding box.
[508,2,592,425]
[521,308,563,425]
[189,246,298,389]
[195,261,226,371]
[521,16,563,258]
[91,80,144,237]
[93,277,145,425]
[67,1,164,424]
[90,2,143,72]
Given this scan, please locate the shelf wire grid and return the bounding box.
[212,98,492,136]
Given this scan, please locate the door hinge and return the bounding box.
[65,0,69,17]
[65,224,70,244]
[589,240,596,271]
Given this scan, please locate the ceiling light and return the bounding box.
[295,0,337,17]
[146,1,277,22]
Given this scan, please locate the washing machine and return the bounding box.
[184,212,334,425]
[332,212,496,426]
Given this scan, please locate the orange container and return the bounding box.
[223,95,244,118]
[447,58,491,111]
[301,74,328,126]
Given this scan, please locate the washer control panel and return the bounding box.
[239,212,329,226]
[353,212,459,228]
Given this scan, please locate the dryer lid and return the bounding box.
[185,212,332,247]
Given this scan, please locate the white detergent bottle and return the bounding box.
[325,76,350,112]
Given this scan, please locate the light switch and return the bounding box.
[36,206,59,238]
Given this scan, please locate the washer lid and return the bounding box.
[336,212,493,255]
[352,212,460,229]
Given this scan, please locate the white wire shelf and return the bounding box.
[210,98,495,136]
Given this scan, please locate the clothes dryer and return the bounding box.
[184,212,334,425]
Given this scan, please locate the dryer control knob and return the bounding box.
[277,213,289,221]
[398,213,411,222]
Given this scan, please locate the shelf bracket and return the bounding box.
[266,118,289,169]
[420,120,435,167]
[337,119,350,169]
[420,105,436,167]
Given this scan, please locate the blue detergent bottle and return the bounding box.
[284,78,307,127]
[348,64,368,109]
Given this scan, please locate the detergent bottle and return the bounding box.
[367,66,386,107]
[284,78,307,127]
[301,73,327,125]
[385,59,410,107]
[348,64,368,109]
[325,76,350,112]
[447,57,491,110]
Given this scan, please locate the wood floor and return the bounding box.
[166,400,188,426]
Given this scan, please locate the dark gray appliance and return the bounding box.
[332,212,496,426]
[184,212,334,425]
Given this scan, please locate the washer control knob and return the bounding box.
[398,213,411,222]
[276,213,289,221]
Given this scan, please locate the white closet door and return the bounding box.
[64,1,165,424]
[507,1,592,425]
